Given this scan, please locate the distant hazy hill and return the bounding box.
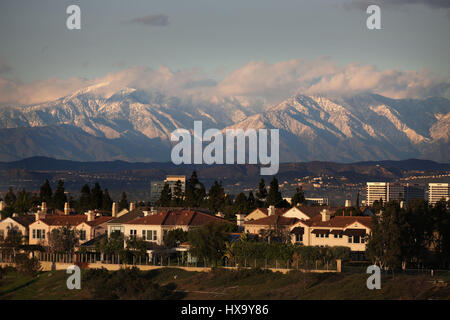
[0,85,448,162]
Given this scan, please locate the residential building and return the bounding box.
[28,210,112,246]
[123,209,226,246]
[0,215,34,243]
[428,183,449,205]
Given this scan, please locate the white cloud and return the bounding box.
[0,58,448,106]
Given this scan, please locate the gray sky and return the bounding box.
[0,0,449,105]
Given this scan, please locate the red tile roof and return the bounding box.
[36,214,114,227]
[124,210,226,226]
[244,214,298,226]
[308,215,373,229]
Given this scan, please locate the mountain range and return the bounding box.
[0,84,448,163]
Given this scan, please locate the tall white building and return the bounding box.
[428,183,449,206]
[366,182,388,206]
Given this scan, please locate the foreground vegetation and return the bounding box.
[0,266,449,300]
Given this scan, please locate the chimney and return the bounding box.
[268,205,276,216]
[41,202,47,213]
[12,213,18,218]
[87,210,95,222]
[236,213,245,227]
[321,209,331,222]
[0,200,5,211]
[64,202,70,215]
[129,202,135,211]
[345,199,351,207]
[35,210,46,221]
[112,202,118,218]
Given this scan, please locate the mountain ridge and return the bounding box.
[0,88,448,162]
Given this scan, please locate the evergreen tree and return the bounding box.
[171,180,184,207]
[102,189,113,211]
[118,192,129,211]
[78,184,92,212]
[158,183,172,207]
[39,179,53,204]
[291,186,306,207]
[247,191,256,212]
[233,192,249,215]
[52,180,67,211]
[207,180,226,213]
[356,191,360,208]
[266,177,283,207]
[13,189,32,214]
[255,179,267,207]
[5,187,16,207]
[91,182,104,210]
[184,171,206,208]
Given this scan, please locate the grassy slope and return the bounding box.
[0,268,449,300]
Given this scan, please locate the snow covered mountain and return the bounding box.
[0,87,448,163]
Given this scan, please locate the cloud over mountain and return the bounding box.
[0,58,448,106]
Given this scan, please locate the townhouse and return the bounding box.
[29,210,112,246]
[0,214,35,243]
[244,205,372,256]
[122,209,227,246]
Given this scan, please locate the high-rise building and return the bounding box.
[428,183,449,206]
[366,182,388,206]
[150,181,165,203]
[150,175,187,204]
[405,183,425,202]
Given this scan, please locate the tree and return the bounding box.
[233,192,249,215]
[291,187,306,207]
[366,202,410,274]
[39,179,53,204]
[266,177,283,207]
[47,226,79,254]
[1,226,23,258]
[15,254,41,277]
[188,222,231,266]
[255,179,267,207]
[79,184,92,212]
[247,191,256,212]
[13,189,32,214]
[207,180,226,213]
[184,171,206,207]
[102,188,113,211]
[119,192,129,211]
[163,229,188,248]
[157,183,172,207]
[53,180,67,211]
[4,187,16,207]
[91,182,104,210]
[170,180,184,207]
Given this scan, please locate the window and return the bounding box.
[153,230,157,241]
[142,230,146,240]
[295,234,303,243]
[361,237,365,243]
[353,235,360,243]
[34,229,46,240]
[339,234,343,238]
[80,230,86,241]
[334,234,338,238]
[325,233,329,238]
[348,236,353,243]
[315,233,319,238]
[32,229,36,239]
[147,230,152,241]
[130,229,137,238]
